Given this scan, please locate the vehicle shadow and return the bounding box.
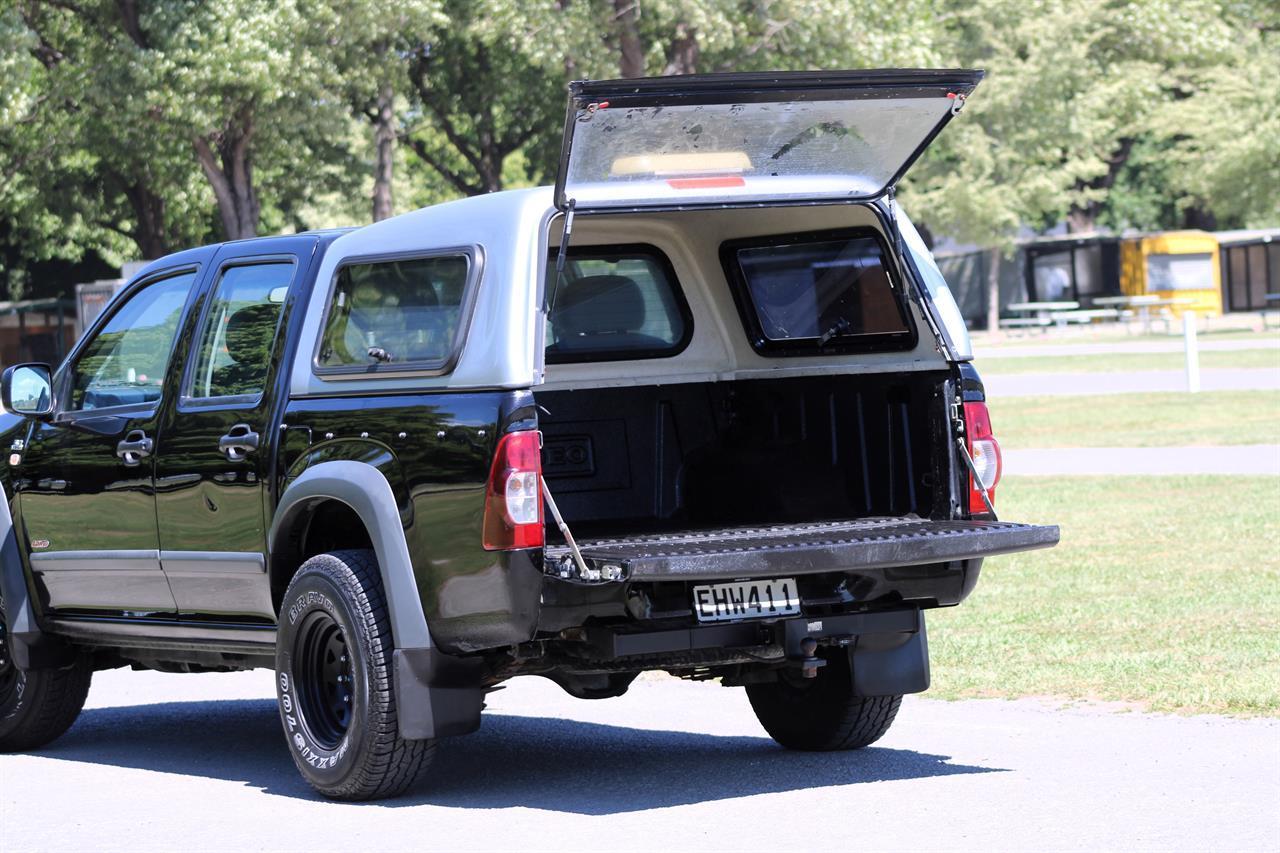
[40,699,1004,813]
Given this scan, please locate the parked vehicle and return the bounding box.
[0,70,1058,800]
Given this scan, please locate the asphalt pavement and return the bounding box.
[2,668,1276,853]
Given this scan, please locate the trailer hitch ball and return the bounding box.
[799,637,826,679]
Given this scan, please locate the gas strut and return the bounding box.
[541,477,590,578]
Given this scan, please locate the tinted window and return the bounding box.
[545,248,689,362]
[727,232,911,353]
[71,272,196,411]
[318,254,471,370]
[188,263,293,399]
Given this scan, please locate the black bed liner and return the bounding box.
[545,516,1060,581]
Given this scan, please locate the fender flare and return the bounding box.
[269,460,483,739]
[269,460,431,650]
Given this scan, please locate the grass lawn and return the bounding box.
[928,475,1280,716]
[989,390,1280,449]
[978,347,1279,375]
[971,325,1278,350]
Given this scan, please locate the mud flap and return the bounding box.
[849,613,930,697]
[393,647,487,740]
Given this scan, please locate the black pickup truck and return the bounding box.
[0,70,1057,800]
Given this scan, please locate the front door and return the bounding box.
[154,246,308,622]
[17,268,200,617]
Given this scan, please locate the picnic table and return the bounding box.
[1001,300,1080,332]
[1093,295,1194,334]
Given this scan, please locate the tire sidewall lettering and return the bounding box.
[276,579,360,782]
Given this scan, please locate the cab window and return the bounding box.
[188,262,293,400]
[545,246,691,363]
[318,253,473,371]
[70,271,196,411]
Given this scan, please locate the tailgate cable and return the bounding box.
[541,477,591,578]
[955,437,998,520]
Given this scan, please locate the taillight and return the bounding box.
[963,401,1002,515]
[482,430,544,550]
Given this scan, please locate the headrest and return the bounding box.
[224,303,279,365]
[552,274,645,336]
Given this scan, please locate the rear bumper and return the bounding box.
[585,607,931,697]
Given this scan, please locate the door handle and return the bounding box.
[115,430,153,466]
[218,423,260,461]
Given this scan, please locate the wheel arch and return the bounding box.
[268,460,432,650]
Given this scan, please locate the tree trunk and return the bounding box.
[1066,207,1096,234]
[613,0,645,78]
[192,106,259,240]
[1067,137,1135,234]
[662,24,699,76]
[371,83,395,222]
[122,182,170,259]
[986,249,1002,334]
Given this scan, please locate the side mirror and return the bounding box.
[1,363,54,417]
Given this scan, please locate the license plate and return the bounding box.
[692,577,800,623]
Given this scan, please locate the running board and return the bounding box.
[544,517,1060,582]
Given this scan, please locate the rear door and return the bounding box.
[153,237,316,622]
[554,69,983,212]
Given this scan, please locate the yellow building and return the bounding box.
[1119,231,1223,316]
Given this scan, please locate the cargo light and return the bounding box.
[482,430,544,550]
[963,401,1002,515]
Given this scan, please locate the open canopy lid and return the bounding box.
[555,69,984,212]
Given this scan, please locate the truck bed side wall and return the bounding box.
[279,390,541,654]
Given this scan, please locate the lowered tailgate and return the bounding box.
[544,516,1059,581]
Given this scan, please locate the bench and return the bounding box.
[1048,308,1124,325]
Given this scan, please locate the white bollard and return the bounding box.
[1183,310,1200,393]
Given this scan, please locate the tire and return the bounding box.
[0,595,92,752]
[275,549,435,800]
[745,647,901,751]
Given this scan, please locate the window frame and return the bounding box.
[545,243,694,364]
[719,227,918,357]
[54,265,202,422]
[310,245,484,380]
[178,255,298,410]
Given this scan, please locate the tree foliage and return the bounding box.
[0,0,1273,293]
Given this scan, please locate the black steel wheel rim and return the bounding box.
[294,609,354,749]
[0,602,19,709]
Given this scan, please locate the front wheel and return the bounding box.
[275,550,435,800]
[745,648,901,751]
[0,595,92,751]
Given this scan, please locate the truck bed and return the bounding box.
[544,516,1060,581]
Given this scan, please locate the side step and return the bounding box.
[544,516,1060,581]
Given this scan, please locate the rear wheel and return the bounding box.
[745,648,901,751]
[0,595,92,751]
[275,550,435,800]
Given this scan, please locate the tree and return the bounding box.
[0,1,214,262]
[305,0,446,221]
[400,0,566,196]
[905,0,1250,241]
